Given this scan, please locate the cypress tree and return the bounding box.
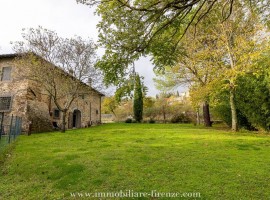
[133,74,143,122]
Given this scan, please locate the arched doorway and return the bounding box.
[72,109,81,128]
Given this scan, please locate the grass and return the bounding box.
[0,135,10,152]
[0,123,270,199]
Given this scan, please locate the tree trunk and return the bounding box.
[61,110,67,133]
[196,108,200,125]
[162,106,166,123]
[203,101,211,127]
[230,89,238,131]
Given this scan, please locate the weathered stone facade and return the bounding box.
[0,54,104,133]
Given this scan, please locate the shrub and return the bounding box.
[171,113,191,123]
[125,118,132,123]
[213,104,257,131]
[149,119,155,124]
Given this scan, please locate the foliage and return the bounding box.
[143,97,155,109]
[113,72,148,103]
[125,118,132,123]
[148,119,156,124]
[171,113,191,124]
[102,96,118,116]
[212,103,256,131]
[236,74,270,130]
[75,1,198,85]
[211,68,270,131]
[114,100,133,122]
[79,0,269,86]
[133,74,143,122]
[79,0,269,131]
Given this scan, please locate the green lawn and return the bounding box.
[0,136,10,152]
[0,124,269,199]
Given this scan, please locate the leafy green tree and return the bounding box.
[79,0,269,131]
[212,5,269,131]
[143,98,158,121]
[78,0,267,84]
[157,4,269,131]
[154,21,223,127]
[133,74,143,122]
[102,96,118,116]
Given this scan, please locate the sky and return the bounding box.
[0,0,186,96]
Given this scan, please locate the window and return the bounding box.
[53,109,60,119]
[1,67,12,81]
[0,96,12,112]
[96,109,99,114]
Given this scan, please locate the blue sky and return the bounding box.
[0,0,186,96]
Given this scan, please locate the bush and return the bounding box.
[213,104,257,131]
[125,118,132,123]
[171,113,191,123]
[149,119,156,124]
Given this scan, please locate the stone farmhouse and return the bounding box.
[0,54,104,133]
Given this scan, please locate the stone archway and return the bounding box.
[72,109,81,128]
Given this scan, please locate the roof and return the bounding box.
[0,53,21,59]
[0,53,105,96]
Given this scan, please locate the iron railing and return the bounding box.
[0,113,22,152]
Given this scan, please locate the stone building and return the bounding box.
[0,54,104,133]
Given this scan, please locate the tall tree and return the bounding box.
[156,3,269,131]
[79,0,269,131]
[154,21,223,127]
[13,26,102,132]
[78,0,267,85]
[213,6,269,131]
[133,74,143,122]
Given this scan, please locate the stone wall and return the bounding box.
[0,57,29,132]
[27,100,52,133]
[50,90,102,129]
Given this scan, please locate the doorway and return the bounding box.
[72,109,81,128]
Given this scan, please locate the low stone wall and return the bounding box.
[27,100,52,133]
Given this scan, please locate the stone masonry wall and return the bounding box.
[0,58,29,132]
[50,90,102,129]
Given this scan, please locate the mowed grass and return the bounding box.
[0,136,10,152]
[0,123,270,200]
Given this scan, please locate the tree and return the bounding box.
[154,21,223,127]
[114,99,133,122]
[79,0,269,131]
[78,0,267,85]
[102,96,118,116]
[155,2,269,131]
[154,94,171,123]
[211,6,269,131]
[143,97,157,120]
[133,74,143,122]
[13,26,102,132]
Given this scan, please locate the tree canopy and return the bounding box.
[78,0,269,86]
